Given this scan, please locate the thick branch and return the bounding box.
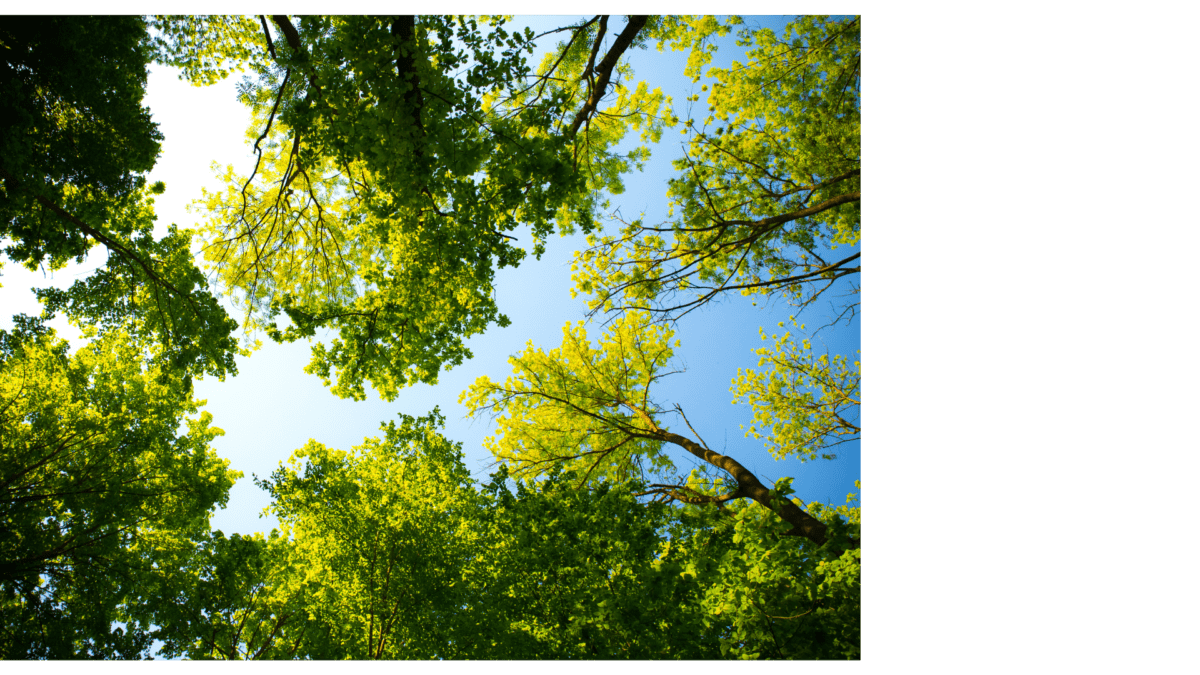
[618,399,836,547]
[720,191,860,230]
[391,16,425,141]
[269,15,302,54]
[581,16,608,98]
[258,16,277,60]
[269,15,333,112]
[0,166,199,316]
[568,15,648,137]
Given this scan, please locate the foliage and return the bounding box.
[1,14,861,660]
[33,195,242,383]
[143,410,481,659]
[161,15,676,399]
[488,15,674,230]
[127,418,857,659]
[469,465,861,659]
[0,322,239,658]
[257,409,478,658]
[150,16,270,86]
[0,16,241,380]
[731,317,861,462]
[462,311,680,485]
[184,16,570,399]
[464,311,842,547]
[136,528,323,660]
[0,16,161,270]
[572,15,861,320]
[464,466,721,658]
[669,477,861,659]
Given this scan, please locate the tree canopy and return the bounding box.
[0,320,238,658]
[1,13,861,660]
[127,414,859,659]
[0,16,242,382]
[155,15,672,400]
[572,16,860,322]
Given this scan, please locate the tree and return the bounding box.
[461,310,861,657]
[473,19,864,653]
[133,409,857,659]
[0,319,239,658]
[133,529,323,660]
[0,17,160,270]
[661,477,861,659]
[153,15,671,400]
[462,465,723,659]
[459,464,858,659]
[209,14,859,660]
[0,16,241,381]
[140,413,680,659]
[572,16,861,322]
[256,410,481,659]
[0,15,862,659]
[462,311,853,548]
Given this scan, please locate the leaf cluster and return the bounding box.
[0,16,162,270]
[731,316,861,462]
[131,415,856,659]
[0,325,239,658]
[1,16,242,380]
[190,16,598,400]
[462,311,680,486]
[572,16,861,321]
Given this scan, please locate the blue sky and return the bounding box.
[0,16,860,538]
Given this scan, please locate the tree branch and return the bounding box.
[616,396,835,546]
[391,16,425,142]
[0,166,201,317]
[718,191,860,230]
[269,15,302,54]
[258,15,277,61]
[568,15,648,137]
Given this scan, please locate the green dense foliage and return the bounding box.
[0,320,238,658]
[123,416,858,659]
[1,14,861,660]
[0,16,241,382]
